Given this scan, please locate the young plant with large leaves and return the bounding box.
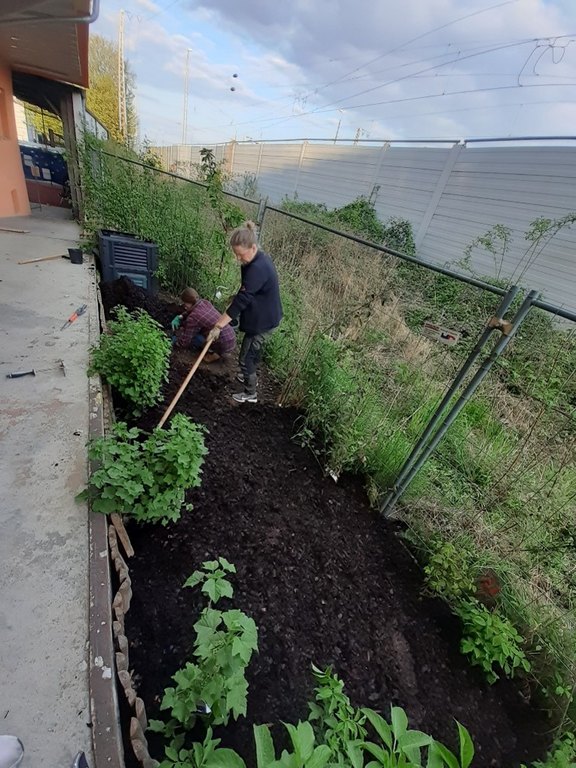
[150,559,258,738]
[79,415,207,524]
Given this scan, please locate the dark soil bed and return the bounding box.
[102,278,550,768]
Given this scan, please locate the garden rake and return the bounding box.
[157,338,212,428]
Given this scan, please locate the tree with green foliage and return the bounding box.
[24,104,63,143]
[87,34,138,145]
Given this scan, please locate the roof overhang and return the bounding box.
[0,0,99,89]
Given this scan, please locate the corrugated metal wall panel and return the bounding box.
[151,141,576,312]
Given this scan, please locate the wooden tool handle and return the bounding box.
[18,254,65,265]
[157,339,212,429]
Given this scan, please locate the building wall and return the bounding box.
[0,62,30,217]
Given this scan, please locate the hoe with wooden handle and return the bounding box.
[112,340,212,559]
[157,338,212,429]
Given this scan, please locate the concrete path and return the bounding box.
[0,207,95,767]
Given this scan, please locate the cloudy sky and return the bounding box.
[92,0,576,146]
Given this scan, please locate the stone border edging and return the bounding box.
[108,526,159,768]
[88,260,125,768]
[91,273,159,768]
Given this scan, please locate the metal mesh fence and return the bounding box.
[259,204,576,723]
[83,148,258,303]
[82,146,576,727]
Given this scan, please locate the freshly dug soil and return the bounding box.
[102,278,550,768]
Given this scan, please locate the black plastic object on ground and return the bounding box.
[98,230,159,295]
[68,248,83,264]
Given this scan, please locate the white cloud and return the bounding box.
[133,0,160,13]
[93,0,576,143]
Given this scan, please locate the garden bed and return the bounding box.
[101,278,550,768]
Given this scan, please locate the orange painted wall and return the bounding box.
[0,61,30,218]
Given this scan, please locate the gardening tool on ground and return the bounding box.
[6,359,66,378]
[157,338,212,428]
[60,304,88,331]
[18,253,70,265]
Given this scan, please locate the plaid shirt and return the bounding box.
[176,299,235,353]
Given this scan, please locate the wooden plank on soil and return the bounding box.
[111,513,134,558]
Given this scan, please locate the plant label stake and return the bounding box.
[157,339,212,429]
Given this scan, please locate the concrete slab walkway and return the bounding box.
[0,207,95,767]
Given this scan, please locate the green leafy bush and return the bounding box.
[155,661,476,768]
[80,415,207,524]
[523,732,576,768]
[357,706,474,768]
[151,560,258,734]
[89,305,170,412]
[308,665,367,763]
[423,539,477,600]
[256,721,332,768]
[456,598,531,684]
[281,195,416,254]
[253,704,474,768]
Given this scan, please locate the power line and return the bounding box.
[294,0,523,103]
[197,36,576,136]
[209,34,575,135]
[311,38,563,112]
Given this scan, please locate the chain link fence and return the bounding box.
[82,144,576,731]
[258,203,576,727]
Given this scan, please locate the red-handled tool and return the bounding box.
[60,304,87,331]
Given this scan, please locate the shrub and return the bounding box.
[523,732,576,768]
[456,598,531,684]
[423,539,477,600]
[79,415,207,525]
[89,305,170,413]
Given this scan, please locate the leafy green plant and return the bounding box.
[456,598,531,684]
[253,721,332,768]
[198,147,245,278]
[280,195,416,254]
[159,726,246,768]
[155,668,477,768]
[184,557,236,603]
[308,664,367,764]
[357,706,474,768]
[522,731,576,768]
[89,305,170,413]
[423,540,476,600]
[382,216,416,256]
[253,705,474,768]
[151,560,258,733]
[79,415,207,524]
